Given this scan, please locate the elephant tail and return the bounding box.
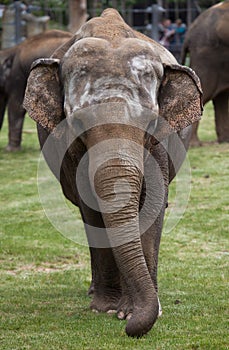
[0,112,4,130]
[0,95,7,130]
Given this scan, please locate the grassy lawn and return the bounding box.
[0,103,228,349]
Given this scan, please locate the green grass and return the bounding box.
[0,104,228,349]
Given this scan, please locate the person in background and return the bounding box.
[158,18,175,50]
[170,18,187,62]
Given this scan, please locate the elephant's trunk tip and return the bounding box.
[125,298,159,337]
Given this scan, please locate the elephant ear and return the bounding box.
[155,64,203,142]
[23,58,64,137]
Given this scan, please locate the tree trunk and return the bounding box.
[68,0,88,33]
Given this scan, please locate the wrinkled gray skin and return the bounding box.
[0,29,72,151]
[24,9,202,337]
[182,1,229,146]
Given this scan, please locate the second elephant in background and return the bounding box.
[182,1,229,145]
[0,29,72,151]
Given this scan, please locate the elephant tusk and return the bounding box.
[158,297,163,317]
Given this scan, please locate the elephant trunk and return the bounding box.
[88,137,159,337]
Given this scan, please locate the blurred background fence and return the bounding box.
[0,0,215,60]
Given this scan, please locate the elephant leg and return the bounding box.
[139,143,168,317]
[92,158,159,337]
[116,213,165,321]
[112,238,159,337]
[116,275,133,320]
[80,204,121,313]
[6,95,25,151]
[89,246,121,312]
[140,213,165,317]
[189,121,202,147]
[213,90,229,143]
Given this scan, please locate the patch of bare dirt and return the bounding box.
[4,261,86,276]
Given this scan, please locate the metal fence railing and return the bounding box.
[0,2,201,61]
[0,2,65,49]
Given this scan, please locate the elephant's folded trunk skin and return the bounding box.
[89,148,159,337]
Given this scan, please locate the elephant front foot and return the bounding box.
[190,137,202,147]
[90,289,121,314]
[125,293,159,338]
[117,295,133,320]
[218,136,229,143]
[5,144,21,152]
[117,294,162,320]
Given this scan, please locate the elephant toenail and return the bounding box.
[107,309,117,315]
[117,311,125,319]
[92,309,99,313]
[126,313,132,320]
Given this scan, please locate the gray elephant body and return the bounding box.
[182,1,229,145]
[24,9,202,337]
[0,29,72,151]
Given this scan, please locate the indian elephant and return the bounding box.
[181,1,229,145]
[24,9,202,337]
[0,29,72,151]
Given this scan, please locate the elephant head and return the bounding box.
[24,9,202,337]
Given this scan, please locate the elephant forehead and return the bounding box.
[64,37,110,59]
[62,38,113,77]
[65,37,161,58]
[62,37,163,78]
[213,1,229,10]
